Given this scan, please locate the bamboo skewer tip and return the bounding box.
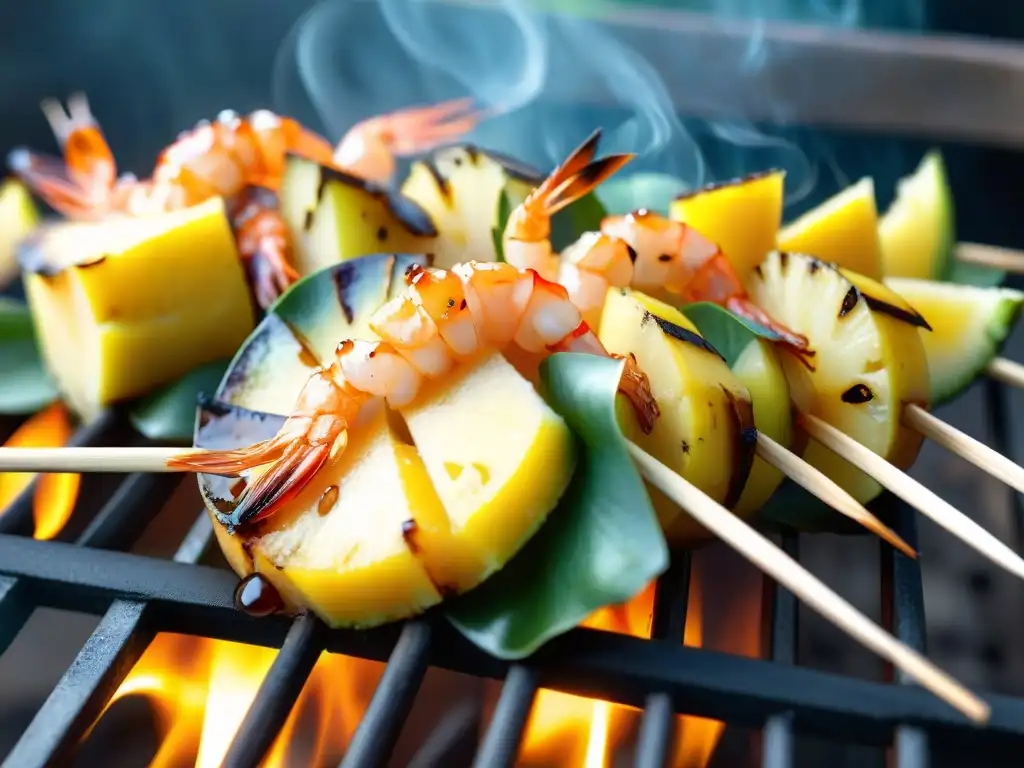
[627,439,989,724]
[799,411,1024,585]
[754,433,917,559]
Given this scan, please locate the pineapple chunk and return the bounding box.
[21,197,255,423]
[777,178,883,279]
[246,408,445,628]
[401,145,542,267]
[598,289,756,545]
[218,254,428,414]
[0,179,39,287]
[669,170,785,280]
[748,251,930,503]
[727,336,794,517]
[398,351,577,590]
[280,156,437,276]
[201,351,576,628]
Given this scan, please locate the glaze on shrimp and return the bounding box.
[8,95,485,308]
[499,130,810,357]
[169,260,660,529]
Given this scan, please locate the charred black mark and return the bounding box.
[681,441,690,455]
[658,254,673,262]
[721,386,758,511]
[862,294,933,330]
[377,226,388,243]
[649,313,726,362]
[302,209,315,232]
[281,319,322,367]
[401,518,420,553]
[752,265,764,279]
[315,165,438,237]
[474,147,544,183]
[333,265,358,324]
[423,160,450,199]
[841,384,875,404]
[626,245,638,263]
[839,286,860,318]
[447,297,456,309]
[778,251,790,270]
[808,259,823,275]
[672,168,782,201]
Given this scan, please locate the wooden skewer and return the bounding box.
[0,438,917,558]
[627,440,988,724]
[986,357,1024,390]
[755,434,916,558]
[957,242,1024,272]
[0,439,991,720]
[0,446,208,474]
[798,413,1024,583]
[903,404,1024,494]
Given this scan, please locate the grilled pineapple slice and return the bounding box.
[598,288,756,544]
[21,196,255,423]
[669,170,785,280]
[748,251,930,502]
[885,277,1024,405]
[0,179,39,287]
[280,156,438,276]
[200,257,576,628]
[401,145,542,267]
[777,179,884,279]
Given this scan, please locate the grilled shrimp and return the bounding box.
[598,210,811,355]
[502,130,634,284]
[8,94,484,308]
[171,260,660,529]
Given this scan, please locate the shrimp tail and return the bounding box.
[535,129,636,216]
[170,421,346,529]
[233,189,301,309]
[725,296,816,367]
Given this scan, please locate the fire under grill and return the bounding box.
[0,379,1021,767]
[5,4,1024,767]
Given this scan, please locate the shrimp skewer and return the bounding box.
[8,95,485,308]
[599,210,811,356]
[168,260,660,529]
[498,129,810,357]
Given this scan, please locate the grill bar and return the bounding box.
[762,531,799,768]
[985,378,1024,553]
[472,664,539,768]
[0,471,182,659]
[634,553,692,768]
[222,613,328,768]
[0,512,213,768]
[340,620,434,768]
[882,496,930,768]
[2,532,1018,748]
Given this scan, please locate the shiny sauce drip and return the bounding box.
[234,573,284,617]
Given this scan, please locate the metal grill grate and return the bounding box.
[1,381,1024,768]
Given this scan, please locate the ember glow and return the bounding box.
[518,572,729,768]
[88,554,761,766]
[0,402,79,539]
[96,633,383,767]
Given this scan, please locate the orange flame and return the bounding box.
[519,568,736,768]
[0,403,79,539]
[93,633,382,767]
